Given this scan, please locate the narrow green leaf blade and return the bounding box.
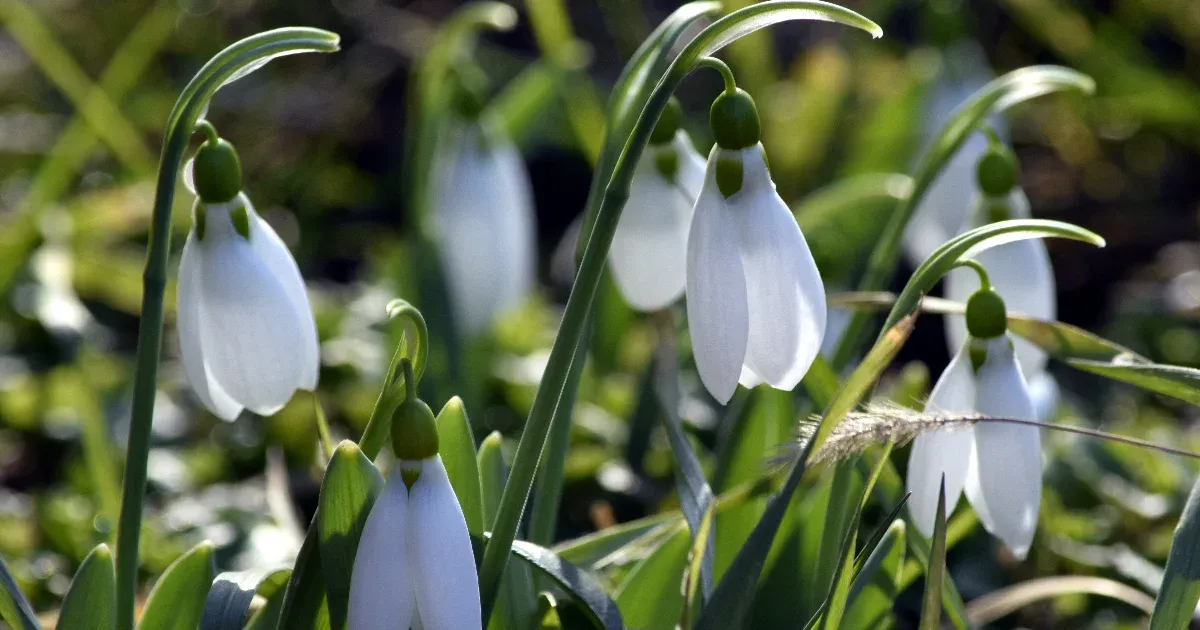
[317,441,385,629]
[437,397,484,535]
[57,544,116,630]
[1150,474,1200,628]
[200,568,291,630]
[844,520,906,629]
[0,554,39,630]
[510,540,625,630]
[918,480,948,630]
[137,541,216,630]
[681,0,881,65]
[615,527,691,627]
[274,522,332,630]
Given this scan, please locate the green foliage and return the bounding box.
[317,442,384,629]
[57,544,115,630]
[137,542,215,630]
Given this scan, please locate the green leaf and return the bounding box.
[478,431,506,524]
[682,0,881,63]
[137,541,216,630]
[200,568,291,630]
[437,397,484,536]
[835,64,1096,368]
[615,526,691,628]
[0,553,39,630]
[653,340,716,597]
[553,512,676,568]
[843,520,906,630]
[918,480,948,630]
[57,544,116,630]
[243,570,293,630]
[712,389,791,578]
[317,441,385,629]
[477,433,537,630]
[274,522,332,630]
[1151,474,1200,628]
[510,540,625,630]
[682,506,717,628]
[696,316,915,630]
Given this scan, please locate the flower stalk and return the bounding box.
[113,28,338,630]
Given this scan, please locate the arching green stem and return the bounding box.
[953,259,991,291]
[113,28,338,630]
[697,56,737,94]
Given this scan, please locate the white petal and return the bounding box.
[246,201,320,390]
[608,144,693,311]
[732,146,826,391]
[1028,371,1061,422]
[177,232,243,421]
[408,456,481,629]
[944,191,1054,376]
[431,125,535,336]
[738,364,764,389]
[195,202,309,414]
[906,343,976,537]
[686,148,748,404]
[965,336,1042,559]
[348,474,415,630]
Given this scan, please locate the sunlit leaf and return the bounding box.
[137,542,215,630]
[200,568,291,630]
[437,397,484,536]
[1150,474,1200,628]
[57,544,115,630]
[317,441,385,630]
[918,480,948,630]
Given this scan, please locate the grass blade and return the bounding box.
[918,479,948,630]
[1150,474,1200,628]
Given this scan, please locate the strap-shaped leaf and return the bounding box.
[917,481,949,630]
[317,441,385,629]
[511,540,625,630]
[57,544,115,630]
[1150,474,1200,628]
[200,568,290,630]
[137,541,215,630]
[0,553,38,630]
[437,398,483,536]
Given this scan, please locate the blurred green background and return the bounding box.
[1,0,1200,626]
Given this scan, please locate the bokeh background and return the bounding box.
[1,0,1200,626]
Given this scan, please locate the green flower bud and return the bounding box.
[976,142,1019,197]
[966,287,1007,339]
[650,97,683,145]
[391,397,439,463]
[192,138,242,204]
[709,88,760,150]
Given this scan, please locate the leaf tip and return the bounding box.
[334,440,364,459]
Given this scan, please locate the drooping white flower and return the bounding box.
[907,335,1043,558]
[944,189,1056,377]
[348,456,480,630]
[686,142,826,404]
[430,122,536,337]
[178,135,319,421]
[609,130,705,311]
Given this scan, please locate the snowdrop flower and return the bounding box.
[944,136,1055,376]
[609,98,706,311]
[348,393,480,630]
[907,270,1042,558]
[686,83,826,404]
[903,47,1004,266]
[177,128,319,421]
[430,71,535,337]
